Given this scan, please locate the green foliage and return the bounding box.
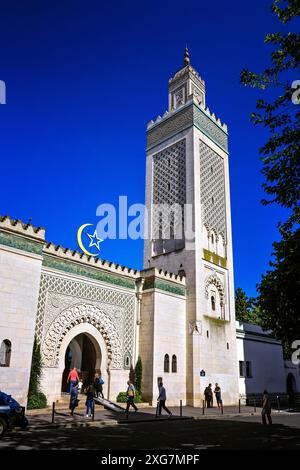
[257,227,300,351]
[28,337,47,409]
[116,391,143,403]
[134,356,142,394]
[129,364,135,384]
[240,0,300,357]
[27,392,47,410]
[240,0,300,230]
[235,288,260,324]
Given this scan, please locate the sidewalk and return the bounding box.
[25,404,264,430]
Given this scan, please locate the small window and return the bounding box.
[158,212,163,239]
[171,355,177,373]
[124,355,130,368]
[246,361,252,378]
[170,212,175,239]
[206,330,209,339]
[211,296,216,311]
[168,158,171,167]
[167,182,170,191]
[227,342,229,350]
[0,340,11,367]
[211,234,214,244]
[239,361,252,378]
[211,165,213,174]
[212,196,214,204]
[164,354,170,373]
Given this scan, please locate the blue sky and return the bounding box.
[0,0,296,296]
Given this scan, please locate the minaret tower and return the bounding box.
[144,49,238,405]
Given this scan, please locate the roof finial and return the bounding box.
[184,46,190,66]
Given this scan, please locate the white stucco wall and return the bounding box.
[0,245,43,405]
[236,321,287,396]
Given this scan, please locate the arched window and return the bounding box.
[0,340,11,367]
[164,354,170,373]
[211,295,216,311]
[172,355,177,373]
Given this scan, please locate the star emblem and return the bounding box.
[86,230,103,251]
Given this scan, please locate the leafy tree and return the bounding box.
[257,226,300,351]
[240,0,300,230]
[235,287,259,324]
[134,356,143,394]
[27,337,47,409]
[240,0,300,352]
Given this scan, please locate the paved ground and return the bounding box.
[1,406,300,451]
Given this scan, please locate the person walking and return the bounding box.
[67,367,79,395]
[261,390,272,425]
[157,382,172,417]
[93,373,105,399]
[85,382,95,418]
[69,383,79,416]
[204,384,213,408]
[98,373,105,399]
[93,373,100,398]
[214,383,222,408]
[126,381,138,412]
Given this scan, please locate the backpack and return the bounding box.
[99,378,105,385]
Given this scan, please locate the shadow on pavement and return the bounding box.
[1,417,300,450]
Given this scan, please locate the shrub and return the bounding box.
[134,356,142,394]
[116,391,143,403]
[129,364,135,384]
[27,337,48,409]
[27,392,47,410]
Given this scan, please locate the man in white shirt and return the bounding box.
[157,382,172,417]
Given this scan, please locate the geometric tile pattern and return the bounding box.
[194,107,228,152]
[199,140,226,239]
[152,139,186,244]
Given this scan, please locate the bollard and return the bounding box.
[180,399,182,417]
[202,400,205,415]
[277,395,281,413]
[52,402,55,424]
[254,399,256,413]
[238,399,241,414]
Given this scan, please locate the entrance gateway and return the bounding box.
[61,333,101,392]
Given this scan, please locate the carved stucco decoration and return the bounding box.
[204,273,225,306]
[42,303,122,369]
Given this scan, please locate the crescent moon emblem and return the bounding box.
[77,223,98,257]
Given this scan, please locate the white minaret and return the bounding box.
[144,49,239,405]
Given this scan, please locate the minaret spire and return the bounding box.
[184,46,190,66]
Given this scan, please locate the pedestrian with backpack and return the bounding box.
[98,373,105,399]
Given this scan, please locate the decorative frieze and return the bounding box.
[147,102,228,152]
[42,255,136,290]
[143,275,186,297]
[0,231,43,255]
